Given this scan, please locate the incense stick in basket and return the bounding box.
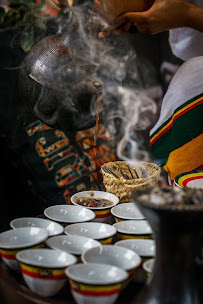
[126,164,135,179]
[102,165,119,178]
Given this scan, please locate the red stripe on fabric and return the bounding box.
[150,99,203,146]
[22,269,66,280]
[71,287,120,297]
[182,176,203,187]
[173,100,202,121]
[150,124,172,146]
[95,212,112,218]
[0,253,16,260]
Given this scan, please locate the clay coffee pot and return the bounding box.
[18,0,104,132]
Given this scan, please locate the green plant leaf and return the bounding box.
[2,0,49,51]
[3,8,20,27]
[20,25,34,52]
[0,7,6,24]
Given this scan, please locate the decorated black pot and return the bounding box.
[132,187,203,304]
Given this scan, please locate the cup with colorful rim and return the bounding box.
[81,245,141,278]
[174,170,203,189]
[142,258,155,277]
[64,222,117,245]
[10,217,64,237]
[65,263,128,304]
[115,239,155,265]
[44,205,95,226]
[16,248,77,297]
[115,239,156,283]
[113,220,152,240]
[0,227,48,271]
[111,202,145,222]
[46,234,102,262]
[71,191,119,224]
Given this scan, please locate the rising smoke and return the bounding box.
[20,3,158,163]
[61,4,158,162]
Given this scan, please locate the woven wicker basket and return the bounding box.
[101,161,161,203]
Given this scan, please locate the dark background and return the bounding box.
[0,19,182,231]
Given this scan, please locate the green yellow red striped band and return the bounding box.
[20,263,66,280]
[69,279,121,297]
[163,134,203,180]
[150,95,203,146]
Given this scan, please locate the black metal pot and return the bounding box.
[132,189,203,304]
[18,0,104,132]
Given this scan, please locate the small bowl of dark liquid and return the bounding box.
[71,191,119,224]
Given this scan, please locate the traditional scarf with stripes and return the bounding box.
[150,57,203,181]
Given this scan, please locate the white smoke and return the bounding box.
[31,4,159,162]
[116,87,157,161]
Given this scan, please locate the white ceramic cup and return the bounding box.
[71,191,119,224]
[16,248,77,297]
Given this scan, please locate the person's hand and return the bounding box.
[45,0,100,12]
[98,0,192,37]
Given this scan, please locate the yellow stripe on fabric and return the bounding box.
[163,134,203,180]
[150,96,202,143]
[69,280,121,292]
[178,172,203,187]
[21,263,64,275]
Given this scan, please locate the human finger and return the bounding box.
[98,23,132,38]
[45,0,67,11]
[104,12,147,33]
[94,0,101,8]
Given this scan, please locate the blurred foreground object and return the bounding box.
[132,186,203,304]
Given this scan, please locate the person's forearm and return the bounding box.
[187,3,203,32]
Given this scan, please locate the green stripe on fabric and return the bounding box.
[150,93,203,139]
[151,103,203,165]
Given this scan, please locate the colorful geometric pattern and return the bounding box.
[25,120,117,205]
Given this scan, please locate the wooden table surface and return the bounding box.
[0,259,144,304]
